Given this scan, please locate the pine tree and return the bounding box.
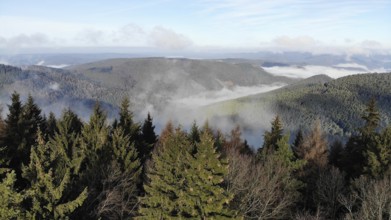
[45,112,57,139]
[364,127,391,178]
[260,115,283,154]
[117,98,144,162]
[20,95,45,158]
[189,121,201,144]
[4,92,23,171]
[77,103,110,218]
[185,131,233,219]
[342,98,382,178]
[22,130,87,219]
[0,170,24,219]
[361,98,380,135]
[118,98,141,141]
[140,113,157,162]
[138,126,194,219]
[97,127,142,219]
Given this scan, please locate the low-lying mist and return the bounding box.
[263,63,390,78]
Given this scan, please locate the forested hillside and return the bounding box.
[207,73,391,137]
[1,93,391,219]
[0,58,294,116]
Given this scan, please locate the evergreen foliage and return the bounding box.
[96,127,142,219]
[1,92,391,219]
[4,92,23,171]
[0,170,23,219]
[186,131,233,218]
[22,130,87,219]
[260,115,283,154]
[138,127,194,219]
[140,112,157,162]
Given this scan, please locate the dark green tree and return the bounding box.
[138,126,194,219]
[257,115,284,157]
[45,112,57,139]
[342,98,382,178]
[185,131,233,218]
[363,127,391,178]
[76,103,110,218]
[140,113,157,162]
[22,130,87,219]
[96,127,142,219]
[188,121,201,144]
[3,92,23,171]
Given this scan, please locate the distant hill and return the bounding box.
[205,73,391,137]
[67,58,295,110]
[0,58,294,119]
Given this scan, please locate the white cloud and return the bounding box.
[149,26,193,50]
[76,29,106,45]
[273,36,319,48]
[0,33,51,48]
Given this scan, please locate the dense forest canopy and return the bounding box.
[1,92,391,219]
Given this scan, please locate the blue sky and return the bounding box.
[1,0,390,54]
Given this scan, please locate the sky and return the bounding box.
[1,0,391,54]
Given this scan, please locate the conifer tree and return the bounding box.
[75,103,110,218]
[185,131,233,219]
[4,92,23,171]
[118,98,141,141]
[49,109,84,182]
[138,126,194,219]
[189,121,201,144]
[22,130,87,219]
[45,112,57,139]
[261,115,283,153]
[20,95,45,154]
[0,170,24,219]
[342,98,381,178]
[364,127,391,178]
[97,127,142,219]
[140,113,157,162]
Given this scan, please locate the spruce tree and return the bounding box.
[22,130,87,219]
[45,112,57,139]
[263,115,283,151]
[20,95,45,153]
[364,127,391,178]
[138,126,193,219]
[140,113,157,162]
[342,98,381,178]
[117,98,144,161]
[77,103,110,218]
[185,131,233,219]
[4,92,23,171]
[97,127,142,219]
[0,170,23,219]
[189,121,201,144]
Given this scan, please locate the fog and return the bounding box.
[173,83,286,107]
[263,63,390,79]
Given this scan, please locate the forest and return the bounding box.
[1,92,391,219]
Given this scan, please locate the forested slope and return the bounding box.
[207,73,391,136]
